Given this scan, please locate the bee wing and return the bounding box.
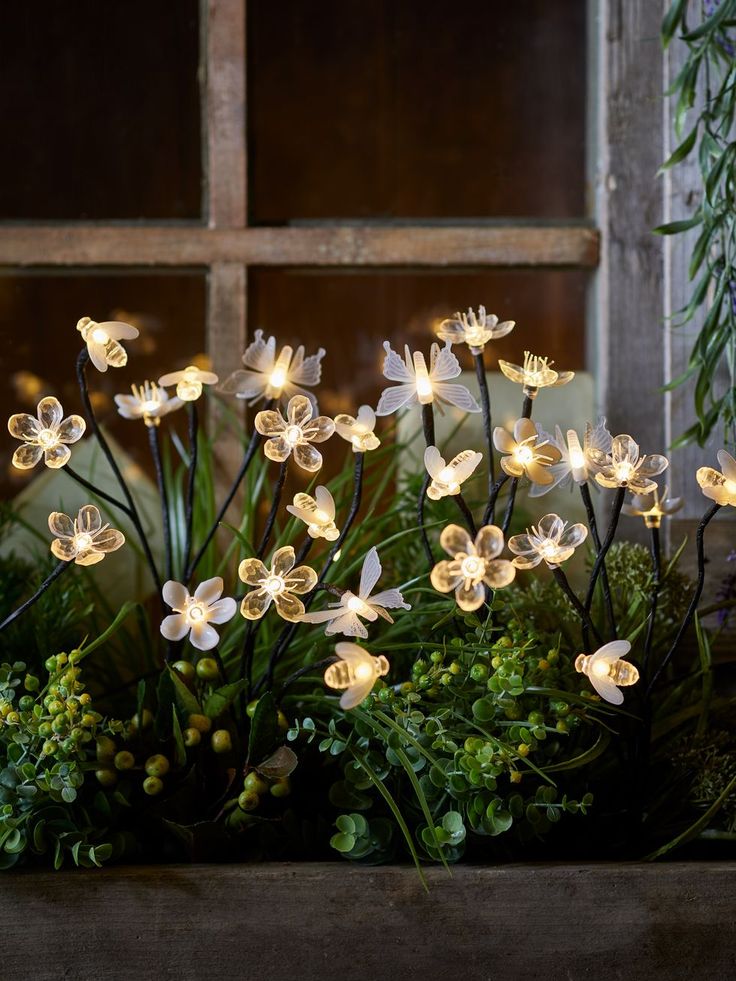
[424,445,445,479]
[381,342,414,383]
[341,674,377,710]
[449,450,483,483]
[589,673,624,705]
[359,547,383,600]
[591,640,631,665]
[314,485,335,519]
[429,342,461,382]
[356,405,377,430]
[334,641,370,663]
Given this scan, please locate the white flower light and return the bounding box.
[300,547,410,638]
[218,329,326,407]
[8,396,86,470]
[436,306,515,352]
[324,642,390,709]
[507,513,587,570]
[160,577,237,651]
[498,351,574,399]
[114,382,183,427]
[48,505,125,566]
[376,341,481,416]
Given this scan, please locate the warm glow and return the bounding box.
[592,660,610,678]
[188,604,205,622]
[416,373,433,399]
[726,480,736,496]
[461,556,484,579]
[36,429,56,448]
[285,425,302,445]
[75,533,93,552]
[92,328,108,344]
[515,445,534,465]
[438,466,453,483]
[354,662,373,681]
[264,575,285,595]
[269,367,287,389]
[347,596,369,614]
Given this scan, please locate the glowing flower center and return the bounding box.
[37,428,57,448]
[347,596,369,614]
[539,539,558,559]
[141,398,161,413]
[354,662,373,681]
[515,445,534,465]
[461,555,484,579]
[75,533,94,552]
[464,325,485,347]
[285,425,302,445]
[263,575,285,595]
[614,461,635,482]
[592,660,610,679]
[188,604,205,622]
[269,367,287,389]
[416,374,433,399]
[92,327,108,344]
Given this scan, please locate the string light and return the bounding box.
[158,365,219,402]
[508,513,588,569]
[76,317,139,372]
[324,642,390,709]
[430,524,516,612]
[219,330,325,406]
[424,446,482,500]
[48,505,125,567]
[574,640,639,704]
[239,546,318,621]
[160,577,236,651]
[8,396,86,470]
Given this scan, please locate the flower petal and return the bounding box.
[48,511,75,538]
[611,434,639,466]
[92,529,125,554]
[189,621,220,652]
[558,523,588,549]
[294,443,322,472]
[255,409,286,436]
[483,559,516,589]
[506,533,533,556]
[511,554,542,570]
[536,514,564,541]
[430,560,463,594]
[638,454,669,478]
[241,589,271,620]
[267,547,293,578]
[287,395,313,428]
[439,523,473,559]
[264,436,293,463]
[526,460,554,485]
[37,396,63,430]
[51,538,78,561]
[239,557,269,586]
[194,576,224,605]
[303,416,335,443]
[160,613,190,642]
[285,565,318,594]
[208,597,237,624]
[718,450,736,482]
[163,580,190,611]
[493,427,516,454]
[77,505,102,534]
[57,415,86,443]
[8,412,41,440]
[75,550,106,567]
[475,524,504,560]
[455,580,485,612]
[44,444,71,469]
[12,443,43,469]
[274,591,306,621]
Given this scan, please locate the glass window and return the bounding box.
[0,1,202,220]
[0,271,207,497]
[248,0,587,223]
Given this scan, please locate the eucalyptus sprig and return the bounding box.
[658,0,736,448]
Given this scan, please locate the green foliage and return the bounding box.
[659,0,736,447]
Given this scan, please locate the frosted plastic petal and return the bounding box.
[287,395,313,428]
[305,416,335,443]
[77,505,102,534]
[208,597,237,624]
[475,525,504,560]
[189,621,220,652]
[455,580,485,612]
[430,560,463,594]
[294,443,322,472]
[375,384,416,416]
[559,523,588,549]
[238,557,269,586]
[483,559,516,589]
[241,589,271,620]
[439,523,473,559]
[12,443,43,469]
[536,514,565,540]
[194,576,224,605]
[8,412,41,440]
[285,565,318,594]
[163,580,190,611]
[48,511,75,538]
[51,538,78,562]
[91,529,124,554]
[271,546,296,577]
[274,591,305,621]
[44,444,71,469]
[160,613,190,642]
[37,397,63,430]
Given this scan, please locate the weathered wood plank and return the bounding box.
[3,863,735,981]
[205,0,247,227]
[0,225,600,267]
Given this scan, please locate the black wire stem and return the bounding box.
[256,460,288,558]
[0,561,72,632]
[580,482,617,638]
[64,464,133,517]
[418,403,436,569]
[582,486,625,648]
[185,398,274,583]
[551,566,603,646]
[499,393,533,537]
[482,472,509,528]
[647,501,721,694]
[454,493,477,537]
[473,351,495,508]
[76,349,162,597]
[148,424,172,584]
[642,524,661,681]
[182,400,198,578]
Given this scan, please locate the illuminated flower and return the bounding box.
[334,405,381,453]
[48,505,125,566]
[160,577,237,651]
[239,546,318,621]
[375,341,481,416]
[493,418,561,484]
[575,640,639,705]
[622,485,683,528]
[424,446,482,500]
[255,395,334,472]
[300,547,410,638]
[8,396,86,470]
[528,420,613,497]
[508,513,587,570]
[114,381,183,427]
[590,435,668,495]
[286,486,340,541]
[430,524,516,612]
[436,305,515,352]
[218,330,326,408]
[498,351,574,398]
[324,642,390,710]
[158,365,219,402]
[696,450,736,507]
[76,317,139,372]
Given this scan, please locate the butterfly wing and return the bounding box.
[359,547,383,600]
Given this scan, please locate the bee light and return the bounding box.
[575,640,639,704]
[324,642,390,709]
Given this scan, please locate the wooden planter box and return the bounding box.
[4,862,735,980]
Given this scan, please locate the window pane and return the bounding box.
[249,0,587,223]
[0,1,201,220]
[0,272,206,498]
[248,268,588,416]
